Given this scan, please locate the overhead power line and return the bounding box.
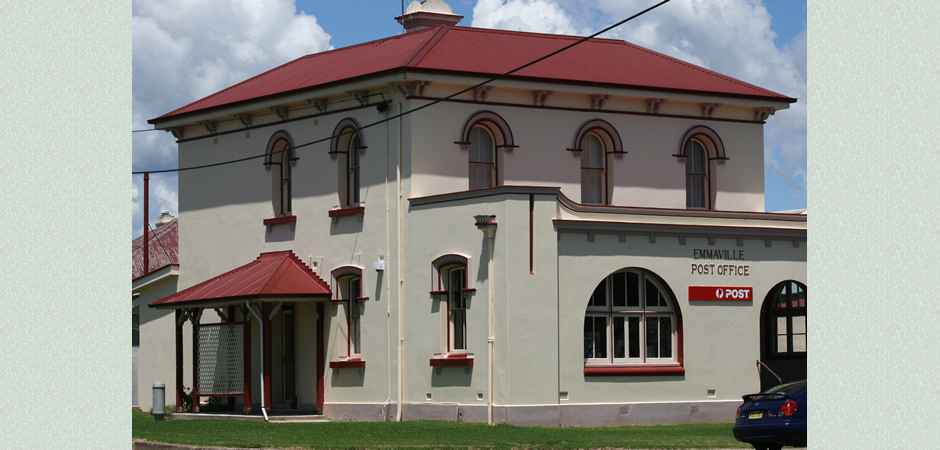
[132,0,671,175]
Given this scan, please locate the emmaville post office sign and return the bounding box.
[689,248,752,301]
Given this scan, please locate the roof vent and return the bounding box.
[396,0,462,32]
[156,210,175,226]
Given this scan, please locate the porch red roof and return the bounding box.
[152,250,331,307]
[151,25,794,123]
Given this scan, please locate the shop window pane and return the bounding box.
[645,279,660,307]
[590,279,606,307]
[777,335,789,353]
[628,317,640,358]
[792,315,806,334]
[613,316,625,358]
[659,318,672,358]
[593,317,607,358]
[792,334,807,352]
[583,317,592,358]
[646,317,659,358]
[626,272,639,307]
[612,273,625,307]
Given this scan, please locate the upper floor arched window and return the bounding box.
[331,119,366,208]
[457,111,516,191]
[584,268,682,372]
[571,119,624,205]
[265,131,295,217]
[676,126,727,210]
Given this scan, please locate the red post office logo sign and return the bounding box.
[689,286,753,302]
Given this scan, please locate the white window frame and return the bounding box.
[584,269,678,367]
[338,274,362,357]
[441,264,469,353]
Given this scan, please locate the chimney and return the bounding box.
[396,0,462,32]
[156,210,175,226]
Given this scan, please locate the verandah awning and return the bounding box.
[151,250,331,308]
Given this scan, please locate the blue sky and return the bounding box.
[133,0,806,237]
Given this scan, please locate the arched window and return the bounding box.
[331,119,366,207]
[580,133,606,204]
[685,138,709,208]
[265,131,295,216]
[457,111,515,191]
[331,266,367,357]
[766,281,807,355]
[469,126,496,190]
[677,125,726,210]
[571,119,624,205]
[431,254,475,353]
[583,269,681,370]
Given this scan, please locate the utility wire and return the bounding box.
[133,0,671,175]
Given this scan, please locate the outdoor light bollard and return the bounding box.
[152,383,166,420]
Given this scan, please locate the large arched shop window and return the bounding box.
[584,268,680,367]
[676,126,727,209]
[264,131,296,216]
[330,118,366,207]
[766,280,807,355]
[570,119,624,205]
[456,111,516,190]
[431,254,476,352]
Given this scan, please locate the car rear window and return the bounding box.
[765,380,806,395]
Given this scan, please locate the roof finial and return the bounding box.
[396,0,462,32]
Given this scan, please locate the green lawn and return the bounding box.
[132,409,746,449]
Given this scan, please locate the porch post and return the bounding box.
[191,308,203,413]
[175,309,184,412]
[262,303,272,411]
[242,305,252,414]
[316,302,325,413]
[226,306,236,412]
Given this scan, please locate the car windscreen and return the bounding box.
[765,380,806,395]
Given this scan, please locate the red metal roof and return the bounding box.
[151,250,331,307]
[133,219,179,280]
[152,25,794,123]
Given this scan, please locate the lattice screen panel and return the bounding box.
[198,323,244,394]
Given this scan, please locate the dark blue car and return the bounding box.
[732,380,806,450]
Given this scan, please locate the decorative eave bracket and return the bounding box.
[589,94,609,110]
[532,90,552,107]
[349,90,371,106]
[753,107,775,121]
[700,103,720,118]
[646,98,664,114]
[272,106,289,121]
[397,80,430,97]
[473,86,493,102]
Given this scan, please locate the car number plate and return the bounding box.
[748,411,763,420]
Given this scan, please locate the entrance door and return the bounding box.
[276,305,297,409]
[759,281,807,390]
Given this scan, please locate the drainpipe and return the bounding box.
[246,303,269,422]
[396,100,405,422]
[475,215,498,425]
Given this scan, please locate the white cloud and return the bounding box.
[132,0,332,236]
[471,0,587,35]
[473,0,807,210]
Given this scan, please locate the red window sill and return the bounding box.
[328,206,365,218]
[263,215,297,226]
[430,353,474,368]
[583,365,685,376]
[329,357,366,369]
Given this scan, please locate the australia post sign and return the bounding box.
[689,286,753,302]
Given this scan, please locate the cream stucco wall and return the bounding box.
[407,86,766,211]
[143,73,801,423]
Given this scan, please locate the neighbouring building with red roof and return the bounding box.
[139,0,806,425]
